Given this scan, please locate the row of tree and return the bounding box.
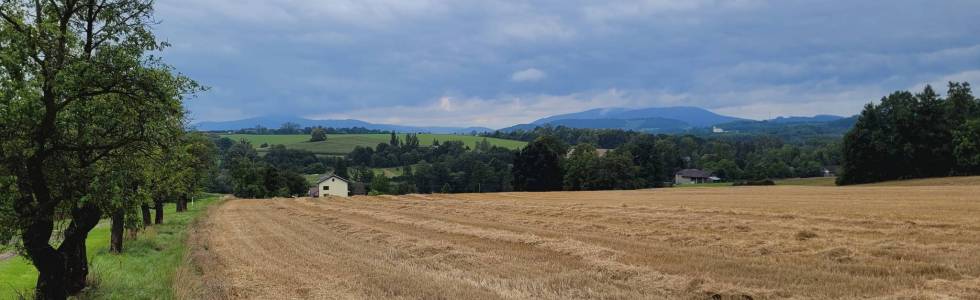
[510,133,840,192]
[839,82,980,184]
[318,131,840,195]
[223,123,388,135]
[0,1,215,298]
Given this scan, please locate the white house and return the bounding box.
[712,126,725,133]
[312,174,350,198]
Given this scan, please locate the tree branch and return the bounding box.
[0,10,25,33]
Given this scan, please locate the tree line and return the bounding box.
[838,82,980,184]
[510,133,839,191]
[208,140,313,198]
[220,123,389,135]
[235,131,841,195]
[0,1,214,298]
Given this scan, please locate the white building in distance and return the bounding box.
[312,174,350,198]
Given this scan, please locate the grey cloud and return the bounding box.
[153,1,980,125]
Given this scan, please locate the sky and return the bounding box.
[154,0,980,129]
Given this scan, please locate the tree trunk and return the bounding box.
[61,203,102,294]
[109,208,125,253]
[141,204,152,226]
[23,217,66,300]
[154,201,164,224]
[176,195,187,212]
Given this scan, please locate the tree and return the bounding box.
[839,83,978,185]
[563,144,599,191]
[404,133,420,149]
[92,153,148,255]
[0,0,198,297]
[590,150,643,190]
[389,132,400,147]
[280,122,301,134]
[953,119,980,173]
[310,127,327,142]
[512,136,564,191]
[370,173,392,194]
[621,135,662,185]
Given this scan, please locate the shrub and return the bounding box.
[733,179,775,186]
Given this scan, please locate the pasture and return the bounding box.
[186,182,980,299]
[220,134,526,155]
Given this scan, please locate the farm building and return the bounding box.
[674,169,719,184]
[311,174,350,198]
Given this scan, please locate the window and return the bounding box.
[331,178,335,182]
[324,186,330,190]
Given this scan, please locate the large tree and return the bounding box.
[838,83,978,185]
[512,136,564,191]
[0,1,198,298]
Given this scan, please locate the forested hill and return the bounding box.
[532,106,746,127]
[697,116,858,142]
[193,116,492,134]
[490,116,857,145]
[501,106,853,136]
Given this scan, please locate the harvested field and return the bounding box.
[189,185,980,299]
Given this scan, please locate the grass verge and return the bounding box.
[0,195,221,300]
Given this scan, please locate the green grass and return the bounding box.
[0,255,36,299]
[303,173,322,184]
[0,195,220,300]
[371,166,409,177]
[775,177,838,186]
[221,134,526,155]
[0,226,109,298]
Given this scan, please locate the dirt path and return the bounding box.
[191,186,980,299]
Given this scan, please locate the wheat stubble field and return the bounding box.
[186,184,980,299]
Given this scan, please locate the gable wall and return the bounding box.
[318,177,350,197]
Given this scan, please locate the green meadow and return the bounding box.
[220,134,526,155]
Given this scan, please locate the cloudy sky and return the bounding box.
[155,0,980,128]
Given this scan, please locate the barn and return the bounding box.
[674,169,717,184]
[311,174,350,198]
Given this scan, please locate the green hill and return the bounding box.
[221,134,526,155]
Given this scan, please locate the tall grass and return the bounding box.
[0,195,220,300]
[80,195,220,299]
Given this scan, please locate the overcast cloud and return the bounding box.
[154,0,980,128]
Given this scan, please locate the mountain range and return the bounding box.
[192,106,850,134]
[500,106,753,132]
[192,116,493,134]
[532,106,747,127]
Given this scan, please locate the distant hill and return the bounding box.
[704,116,858,142]
[769,115,845,124]
[192,116,493,134]
[502,117,692,132]
[532,106,746,128]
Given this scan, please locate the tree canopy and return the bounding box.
[0,0,203,298]
[838,82,980,185]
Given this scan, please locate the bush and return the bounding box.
[733,179,775,186]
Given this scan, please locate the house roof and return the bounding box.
[675,169,712,178]
[315,174,350,185]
